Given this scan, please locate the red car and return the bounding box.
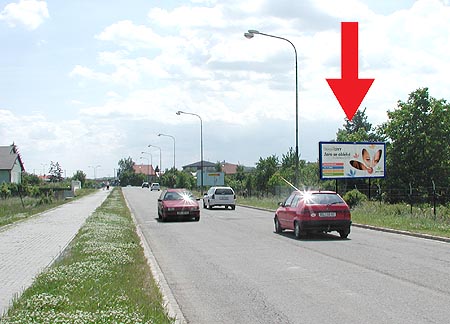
[274,190,351,239]
[157,189,200,222]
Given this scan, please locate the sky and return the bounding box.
[1,0,449,179]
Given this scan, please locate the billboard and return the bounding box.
[319,142,386,180]
[196,171,225,186]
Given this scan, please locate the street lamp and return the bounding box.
[244,29,299,187]
[158,133,176,170]
[139,156,150,182]
[141,151,153,173]
[148,144,162,178]
[176,110,204,195]
[88,164,101,180]
[40,163,47,176]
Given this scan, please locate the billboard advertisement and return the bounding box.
[319,142,386,180]
[196,171,225,186]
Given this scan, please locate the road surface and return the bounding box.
[123,187,450,324]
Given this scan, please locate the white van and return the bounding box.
[203,186,236,210]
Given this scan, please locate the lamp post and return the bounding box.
[148,144,162,178]
[139,156,150,182]
[244,29,299,187]
[88,164,101,180]
[40,163,47,176]
[141,151,153,178]
[176,110,204,195]
[158,133,176,170]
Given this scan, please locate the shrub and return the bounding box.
[1,183,12,199]
[343,189,368,208]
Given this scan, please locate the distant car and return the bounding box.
[150,183,160,191]
[142,182,149,188]
[274,190,351,239]
[203,186,236,210]
[158,189,200,222]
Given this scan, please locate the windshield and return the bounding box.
[164,191,194,201]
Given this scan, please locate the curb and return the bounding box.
[124,194,187,324]
[238,204,450,244]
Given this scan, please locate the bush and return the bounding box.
[343,189,368,208]
[0,183,11,199]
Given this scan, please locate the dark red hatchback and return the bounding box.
[158,189,200,222]
[274,190,351,239]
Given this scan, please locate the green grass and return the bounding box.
[238,196,281,211]
[351,201,450,238]
[239,196,450,238]
[0,189,96,228]
[1,188,173,323]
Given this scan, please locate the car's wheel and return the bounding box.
[294,221,304,239]
[274,216,283,234]
[207,202,212,209]
[203,201,207,209]
[194,216,200,222]
[339,227,350,239]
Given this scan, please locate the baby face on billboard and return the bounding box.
[350,148,382,174]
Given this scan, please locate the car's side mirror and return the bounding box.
[278,202,284,207]
[196,198,201,201]
[157,199,162,202]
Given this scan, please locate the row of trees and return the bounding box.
[247,87,449,203]
[116,88,449,204]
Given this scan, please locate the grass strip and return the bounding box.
[0,189,97,228]
[238,197,450,238]
[1,188,173,323]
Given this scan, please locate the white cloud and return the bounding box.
[0,0,49,30]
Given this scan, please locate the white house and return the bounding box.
[0,144,25,184]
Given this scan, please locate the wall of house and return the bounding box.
[0,170,9,184]
[10,161,22,184]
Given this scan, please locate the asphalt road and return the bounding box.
[123,187,450,324]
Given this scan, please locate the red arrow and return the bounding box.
[326,22,374,121]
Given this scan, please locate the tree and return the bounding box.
[117,157,144,186]
[48,161,63,182]
[279,147,296,185]
[255,155,279,195]
[72,170,87,187]
[381,88,450,193]
[117,157,134,175]
[336,108,381,142]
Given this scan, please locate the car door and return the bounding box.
[284,194,300,228]
[278,193,296,228]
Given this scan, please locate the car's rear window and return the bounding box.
[215,188,234,195]
[303,193,344,205]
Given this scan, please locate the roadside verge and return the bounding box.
[238,204,450,243]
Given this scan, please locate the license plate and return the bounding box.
[319,212,336,217]
[219,197,229,200]
[177,211,190,215]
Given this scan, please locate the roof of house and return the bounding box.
[221,162,237,175]
[182,160,216,169]
[0,144,25,171]
[133,164,156,176]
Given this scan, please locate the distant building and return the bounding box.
[221,161,255,175]
[182,160,217,173]
[134,164,157,182]
[0,144,25,184]
[133,164,156,176]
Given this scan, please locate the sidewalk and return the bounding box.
[0,189,110,316]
